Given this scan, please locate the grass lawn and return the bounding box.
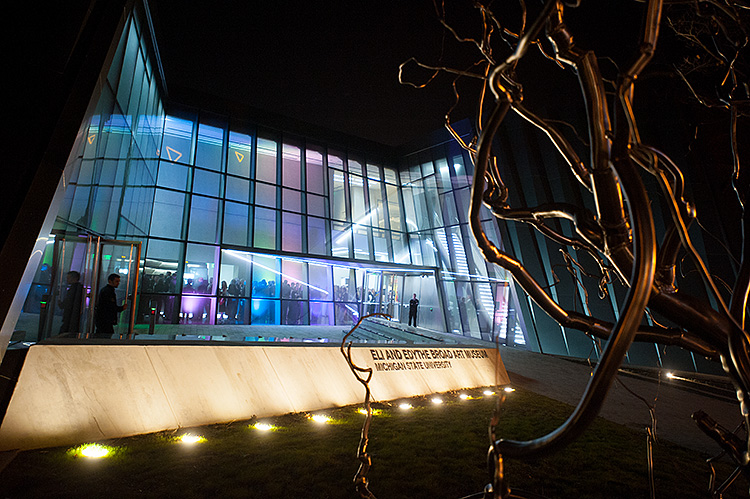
[0,387,745,498]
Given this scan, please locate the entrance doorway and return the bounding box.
[27,234,140,341]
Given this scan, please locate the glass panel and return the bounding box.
[192,168,221,198]
[424,175,444,228]
[251,299,278,324]
[282,141,301,189]
[348,155,363,176]
[256,137,277,183]
[366,162,382,181]
[307,263,332,300]
[353,225,371,260]
[255,182,277,208]
[217,250,251,323]
[331,221,352,258]
[435,157,452,193]
[180,295,212,324]
[373,229,390,262]
[452,153,471,188]
[328,150,344,170]
[156,161,188,191]
[282,188,301,212]
[454,187,471,224]
[307,193,326,217]
[144,239,182,297]
[401,186,417,233]
[195,122,223,171]
[228,130,252,178]
[368,180,385,228]
[386,184,402,232]
[161,115,193,165]
[251,254,280,298]
[306,145,325,194]
[349,174,366,222]
[219,249,252,297]
[307,216,328,255]
[282,260,307,299]
[150,189,185,239]
[392,232,410,264]
[310,302,334,325]
[329,170,348,221]
[384,166,398,184]
[226,177,250,203]
[281,212,303,252]
[333,267,357,302]
[187,195,219,244]
[253,207,276,249]
[441,281,463,334]
[335,302,358,325]
[184,243,218,295]
[222,202,251,246]
[409,233,423,265]
[440,191,460,227]
[411,179,431,229]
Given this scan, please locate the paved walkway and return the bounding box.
[496,346,740,455]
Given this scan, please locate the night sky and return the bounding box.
[150,0,478,147]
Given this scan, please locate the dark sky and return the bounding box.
[149,2,657,148]
[150,0,480,147]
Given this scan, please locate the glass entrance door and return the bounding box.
[34,234,140,341]
[380,272,401,321]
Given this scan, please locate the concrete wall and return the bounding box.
[0,344,508,450]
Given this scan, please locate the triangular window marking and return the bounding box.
[87,134,96,144]
[235,151,244,163]
[165,146,183,162]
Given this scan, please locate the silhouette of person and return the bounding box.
[93,273,127,339]
[408,293,419,327]
[58,270,83,336]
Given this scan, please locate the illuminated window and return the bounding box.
[256,137,277,184]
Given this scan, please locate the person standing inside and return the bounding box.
[58,271,83,336]
[94,273,127,339]
[408,293,419,327]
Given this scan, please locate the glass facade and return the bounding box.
[11,1,522,346]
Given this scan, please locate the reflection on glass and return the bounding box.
[310,301,333,325]
[195,122,223,171]
[282,142,301,189]
[162,115,193,164]
[306,145,325,194]
[228,130,252,178]
[184,243,217,295]
[253,207,276,250]
[256,137,277,184]
[308,216,327,255]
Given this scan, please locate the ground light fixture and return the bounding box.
[398,403,413,410]
[503,386,516,393]
[483,390,495,396]
[459,393,471,400]
[252,422,276,431]
[357,408,382,416]
[73,443,113,459]
[431,397,443,405]
[310,414,332,424]
[178,433,206,444]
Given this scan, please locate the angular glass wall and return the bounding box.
[137,109,432,329]
[12,5,165,342]
[400,139,523,343]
